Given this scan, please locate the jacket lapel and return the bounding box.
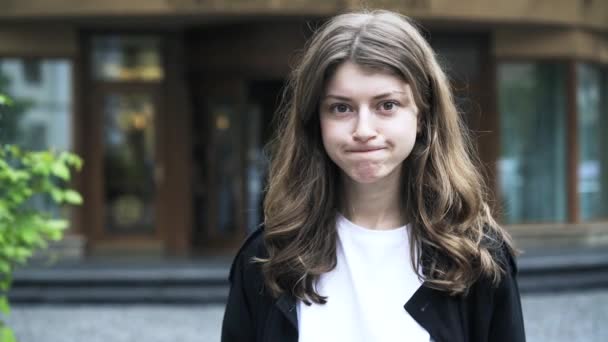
[275,293,298,329]
[404,283,463,342]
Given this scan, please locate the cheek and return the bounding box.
[385,115,418,151]
[320,119,344,151]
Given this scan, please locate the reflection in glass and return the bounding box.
[577,64,608,220]
[103,93,156,234]
[245,80,283,234]
[211,104,241,235]
[245,105,266,234]
[0,59,72,150]
[498,63,567,224]
[92,36,163,81]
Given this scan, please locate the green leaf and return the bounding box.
[0,94,13,106]
[46,219,68,231]
[44,219,68,241]
[0,261,10,275]
[63,190,83,205]
[45,229,63,241]
[0,296,10,315]
[12,247,32,262]
[0,276,12,291]
[0,204,10,221]
[1,246,15,258]
[50,188,64,203]
[0,326,17,342]
[8,145,21,157]
[19,229,43,247]
[66,154,84,170]
[51,162,70,180]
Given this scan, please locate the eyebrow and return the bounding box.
[323,91,408,101]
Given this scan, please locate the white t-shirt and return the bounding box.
[297,214,430,342]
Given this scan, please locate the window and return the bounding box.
[91,36,163,82]
[0,58,72,150]
[498,63,567,224]
[23,60,43,85]
[577,64,608,221]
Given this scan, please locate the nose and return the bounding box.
[352,109,377,142]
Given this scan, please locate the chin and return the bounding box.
[352,177,383,184]
[346,171,389,184]
[341,161,401,185]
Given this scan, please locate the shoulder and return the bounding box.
[458,224,520,301]
[496,242,518,275]
[479,223,519,276]
[228,225,267,283]
[471,231,520,302]
[464,238,520,306]
[473,230,526,340]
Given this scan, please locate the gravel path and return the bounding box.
[5,290,608,342]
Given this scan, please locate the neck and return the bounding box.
[341,169,405,230]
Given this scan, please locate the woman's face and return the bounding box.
[319,61,419,185]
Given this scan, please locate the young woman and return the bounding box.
[221,10,526,342]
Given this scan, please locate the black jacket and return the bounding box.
[221,227,526,342]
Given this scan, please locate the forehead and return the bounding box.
[323,61,409,97]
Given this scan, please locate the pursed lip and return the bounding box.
[346,146,386,153]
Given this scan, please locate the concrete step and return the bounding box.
[9,285,229,304]
[9,259,231,304]
[517,246,608,293]
[8,248,608,303]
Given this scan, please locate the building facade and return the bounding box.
[0,0,607,258]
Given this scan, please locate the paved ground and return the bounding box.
[5,289,608,342]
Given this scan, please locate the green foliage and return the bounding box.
[0,94,12,106]
[0,325,16,342]
[0,142,83,340]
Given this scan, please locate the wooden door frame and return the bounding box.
[79,31,194,256]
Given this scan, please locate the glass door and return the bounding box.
[91,86,164,241]
[101,90,160,235]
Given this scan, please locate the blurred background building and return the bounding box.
[0,0,607,260]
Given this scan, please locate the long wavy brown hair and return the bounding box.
[257,10,516,304]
